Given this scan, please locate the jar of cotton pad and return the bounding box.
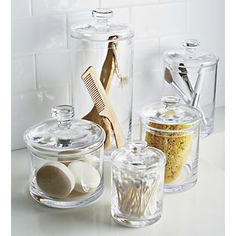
[24,105,105,208]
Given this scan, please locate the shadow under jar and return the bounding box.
[140,96,201,193]
[70,8,134,157]
[24,105,105,208]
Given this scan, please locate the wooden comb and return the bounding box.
[83,36,117,150]
[81,66,125,148]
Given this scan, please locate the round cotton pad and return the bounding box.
[68,161,101,193]
[36,162,75,199]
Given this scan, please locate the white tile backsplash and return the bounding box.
[111,8,130,23]
[68,8,130,31]
[133,69,164,124]
[159,34,188,56]
[11,0,31,18]
[186,0,225,107]
[32,0,99,15]
[12,15,67,55]
[134,38,160,72]
[11,0,225,150]
[131,4,159,38]
[101,0,159,8]
[131,2,186,38]
[11,55,36,93]
[158,2,186,36]
[12,86,71,150]
[36,50,71,87]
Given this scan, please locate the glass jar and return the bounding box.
[163,39,219,137]
[111,141,166,227]
[140,96,201,193]
[70,8,134,156]
[24,105,105,208]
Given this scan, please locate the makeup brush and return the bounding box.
[178,63,194,95]
[164,67,191,104]
[165,66,207,125]
[190,65,207,125]
[192,65,204,107]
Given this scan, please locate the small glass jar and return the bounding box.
[163,39,219,137]
[111,141,166,227]
[24,105,105,208]
[140,96,201,193]
[70,8,134,156]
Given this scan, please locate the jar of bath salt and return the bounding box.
[140,96,201,193]
[111,141,166,227]
[24,105,105,208]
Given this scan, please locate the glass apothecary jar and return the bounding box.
[140,96,201,193]
[163,39,219,137]
[70,8,134,156]
[24,105,105,208]
[111,141,166,227]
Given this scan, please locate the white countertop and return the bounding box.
[11,107,225,236]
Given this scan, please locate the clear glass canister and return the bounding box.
[140,96,201,193]
[111,141,166,227]
[163,39,219,137]
[24,105,105,208]
[70,8,134,156]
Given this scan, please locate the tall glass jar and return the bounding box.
[70,9,134,156]
[24,105,105,208]
[140,96,201,193]
[163,39,219,137]
[111,141,166,227]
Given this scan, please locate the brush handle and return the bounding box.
[171,81,191,104]
[82,66,125,148]
[192,66,204,106]
[191,67,207,126]
[182,74,194,95]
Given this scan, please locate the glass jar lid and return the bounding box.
[163,39,219,68]
[24,105,105,155]
[141,96,201,129]
[71,8,134,42]
[111,141,166,171]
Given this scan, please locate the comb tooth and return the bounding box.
[81,72,105,113]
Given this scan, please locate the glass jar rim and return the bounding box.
[70,8,134,42]
[111,141,166,171]
[141,98,202,129]
[24,118,106,157]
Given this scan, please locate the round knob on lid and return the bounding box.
[183,39,200,49]
[51,105,74,128]
[182,39,200,55]
[161,96,180,107]
[92,8,113,22]
[128,141,148,154]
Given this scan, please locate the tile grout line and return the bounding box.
[99,0,102,8]
[129,7,132,24]
[185,0,189,35]
[65,14,69,49]
[95,0,186,10]
[33,54,38,89]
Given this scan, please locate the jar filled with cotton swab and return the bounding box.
[111,141,166,227]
